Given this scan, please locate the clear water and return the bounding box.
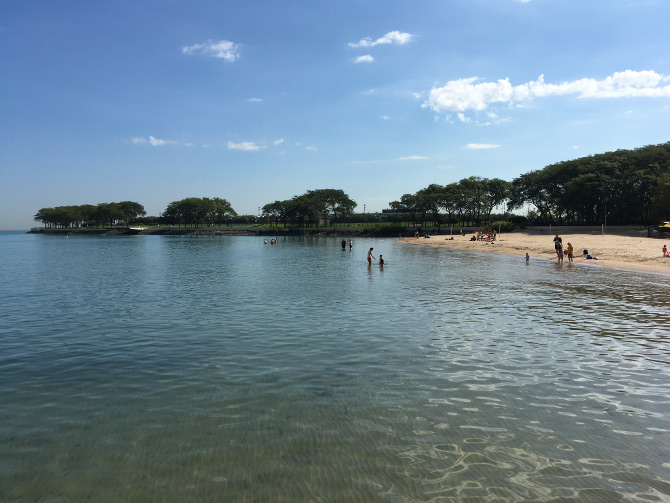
[1,232,669,502]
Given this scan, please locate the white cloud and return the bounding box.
[305,146,317,151]
[227,141,261,151]
[349,31,413,48]
[380,115,390,120]
[399,155,428,160]
[355,55,375,64]
[247,98,263,102]
[149,136,170,146]
[425,71,670,113]
[131,136,173,146]
[465,143,501,149]
[273,138,284,146]
[182,40,240,62]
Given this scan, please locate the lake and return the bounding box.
[1,231,669,502]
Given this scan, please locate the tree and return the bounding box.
[305,189,356,226]
[118,201,146,226]
[211,197,237,226]
[389,194,422,226]
[416,184,446,226]
[651,172,670,223]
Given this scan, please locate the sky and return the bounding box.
[2,0,670,229]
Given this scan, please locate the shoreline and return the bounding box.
[399,229,670,275]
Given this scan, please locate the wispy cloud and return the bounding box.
[425,70,670,113]
[273,138,284,146]
[349,31,413,48]
[354,55,375,64]
[227,141,261,151]
[131,136,174,146]
[247,98,263,103]
[182,40,241,62]
[465,143,501,149]
[399,155,428,160]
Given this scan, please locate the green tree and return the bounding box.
[118,201,146,226]
[305,189,357,226]
[651,172,670,223]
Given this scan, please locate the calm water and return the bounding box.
[1,231,670,502]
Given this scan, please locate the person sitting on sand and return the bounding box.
[583,249,598,260]
[470,235,477,241]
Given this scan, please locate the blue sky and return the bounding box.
[2,0,670,229]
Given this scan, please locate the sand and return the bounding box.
[399,228,670,275]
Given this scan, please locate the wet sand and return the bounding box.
[400,228,670,275]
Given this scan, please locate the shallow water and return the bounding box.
[1,232,669,501]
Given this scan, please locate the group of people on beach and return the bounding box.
[552,234,575,263]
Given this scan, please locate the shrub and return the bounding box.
[491,220,514,233]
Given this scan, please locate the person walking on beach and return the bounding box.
[367,247,376,266]
[525,252,530,264]
[566,242,574,262]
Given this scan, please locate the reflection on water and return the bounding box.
[0,233,669,501]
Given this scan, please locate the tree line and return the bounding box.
[391,142,670,227]
[512,142,670,225]
[262,189,356,227]
[34,201,147,229]
[34,142,670,229]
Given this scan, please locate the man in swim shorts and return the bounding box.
[367,247,375,265]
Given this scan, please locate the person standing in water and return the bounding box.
[367,247,375,266]
[379,254,384,266]
[349,239,353,250]
[341,239,346,250]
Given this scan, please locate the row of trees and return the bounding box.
[389,177,511,227]
[512,143,670,225]
[34,143,670,230]
[161,197,237,228]
[262,189,356,227]
[34,201,146,228]
[392,143,670,227]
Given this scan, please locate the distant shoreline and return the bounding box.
[26,226,389,237]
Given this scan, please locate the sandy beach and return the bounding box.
[400,227,670,275]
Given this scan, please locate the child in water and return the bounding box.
[379,255,384,266]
